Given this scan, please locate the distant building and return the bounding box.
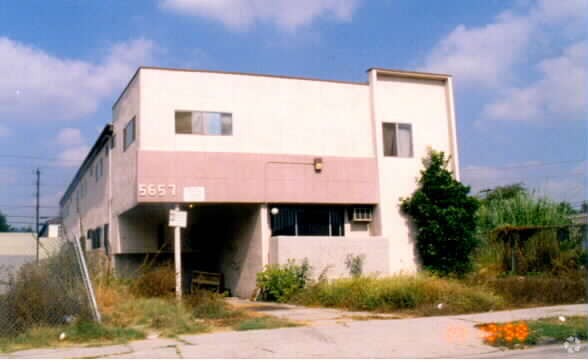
[38,217,62,238]
[60,66,460,297]
[0,233,61,293]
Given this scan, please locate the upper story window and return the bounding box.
[123,116,136,151]
[95,157,103,182]
[175,111,232,136]
[383,122,413,157]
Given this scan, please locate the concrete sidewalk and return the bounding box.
[3,304,587,359]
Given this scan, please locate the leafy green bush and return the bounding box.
[400,150,480,275]
[256,259,311,302]
[292,274,504,314]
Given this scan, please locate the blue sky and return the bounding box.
[0,0,586,227]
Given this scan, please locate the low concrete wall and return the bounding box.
[269,236,390,279]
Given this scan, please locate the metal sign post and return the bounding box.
[169,205,187,300]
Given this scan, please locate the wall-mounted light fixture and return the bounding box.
[270,207,279,215]
[313,157,323,173]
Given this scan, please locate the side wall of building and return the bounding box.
[369,72,459,273]
[111,74,141,255]
[60,145,110,250]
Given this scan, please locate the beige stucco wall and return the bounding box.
[111,74,141,255]
[218,205,265,298]
[369,71,458,273]
[269,236,390,278]
[138,69,373,158]
[60,145,110,250]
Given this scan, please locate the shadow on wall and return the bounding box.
[402,213,421,273]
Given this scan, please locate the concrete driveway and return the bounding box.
[4,304,587,358]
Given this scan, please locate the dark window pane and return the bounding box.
[270,207,297,236]
[175,111,192,133]
[331,208,345,236]
[383,123,397,156]
[298,207,330,236]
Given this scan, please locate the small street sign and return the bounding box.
[169,209,187,228]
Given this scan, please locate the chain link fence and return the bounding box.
[0,237,97,338]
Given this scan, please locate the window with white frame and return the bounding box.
[382,122,413,157]
[175,111,233,136]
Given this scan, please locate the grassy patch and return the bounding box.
[233,317,299,331]
[109,297,210,337]
[291,274,505,315]
[478,316,587,349]
[476,274,587,306]
[0,321,145,353]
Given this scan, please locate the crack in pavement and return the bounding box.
[175,344,183,359]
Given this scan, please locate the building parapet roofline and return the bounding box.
[59,124,113,207]
[368,67,451,81]
[113,66,370,110]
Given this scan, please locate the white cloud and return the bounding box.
[55,128,84,147]
[421,12,533,88]
[160,0,359,31]
[484,40,587,122]
[55,145,90,168]
[421,0,587,124]
[0,37,154,121]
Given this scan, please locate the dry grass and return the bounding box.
[291,274,505,315]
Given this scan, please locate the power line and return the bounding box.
[0,205,59,209]
[0,154,82,163]
[4,215,54,219]
[462,159,586,172]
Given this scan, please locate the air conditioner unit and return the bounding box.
[352,207,373,222]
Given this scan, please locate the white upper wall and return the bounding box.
[138,68,374,157]
[369,70,458,273]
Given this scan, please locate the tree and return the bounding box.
[400,150,480,276]
[480,183,527,203]
[0,211,12,232]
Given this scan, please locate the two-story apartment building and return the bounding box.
[60,66,460,297]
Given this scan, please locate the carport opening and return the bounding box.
[116,203,263,297]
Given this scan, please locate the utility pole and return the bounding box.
[35,168,40,264]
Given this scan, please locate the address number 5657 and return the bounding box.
[138,184,176,197]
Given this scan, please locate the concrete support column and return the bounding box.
[259,204,272,267]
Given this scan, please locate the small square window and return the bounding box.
[383,122,413,157]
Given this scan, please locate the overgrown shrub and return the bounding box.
[480,274,587,306]
[0,243,92,338]
[256,259,311,302]
[185,290,239,320]
[345,254,365,278]
[291,274,504,314]
[130,264,175,298]
[477,191,573,236]
[400,150,480,275]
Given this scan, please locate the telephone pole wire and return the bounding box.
[35,168,40,264]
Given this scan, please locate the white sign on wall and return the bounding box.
[183,186,206,202]
[169,210,187,228]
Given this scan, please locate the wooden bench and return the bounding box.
[191,271,222,293]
